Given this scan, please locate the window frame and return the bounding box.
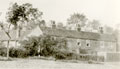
[77,39,81,47]
[86,40,90,47]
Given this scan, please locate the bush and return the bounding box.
[20,35,68,58]
[54,50,75,60]
[0,46,7,57]
[54,51,67,60]
[20,36,41,57]
[9,47,28,58]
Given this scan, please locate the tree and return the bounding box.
[6,3,43,29]
[2,2,43,59]
[67,13,88,27]
[87,20,101,31]
[20,35,68,58]
[104,25,114,34]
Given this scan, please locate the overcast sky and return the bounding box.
[0,0,120,28]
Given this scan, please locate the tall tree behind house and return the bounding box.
[67,13,88,31]
[86,20,101,32]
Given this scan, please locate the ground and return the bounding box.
[0,59,120,69]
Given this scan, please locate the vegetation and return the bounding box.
[18,35,70,59]
[6,3,43,29]
[86,20,101,31]
[67,13,88,27]
[0,2,117,62]
[0,2,43,59]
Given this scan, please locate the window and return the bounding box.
[86,40,90,47]
[77,42,81,46]
[77,39,81,46]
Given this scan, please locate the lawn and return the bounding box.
[0,58,120,69]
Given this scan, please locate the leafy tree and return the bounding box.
[67,13,88,27]
[20,35,68,58]
[20,36,41,56]
[104,25,114,34]
[6,3,43,29]
[87,20,101,30]
[1,2,43,59]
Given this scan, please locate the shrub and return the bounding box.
[9,47,28,58]
[0,46,7,57]
[54,50,75,60]
[20,35,68,58]
[55,52,66,60]
[20,36,41,57]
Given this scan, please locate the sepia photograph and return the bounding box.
[0,0,120,69]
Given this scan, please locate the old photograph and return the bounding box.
[0,0,120,69]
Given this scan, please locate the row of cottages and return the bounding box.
[39,26,116,53]
[0,23,119,61]
[38,25,120,61]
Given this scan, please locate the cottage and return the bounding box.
[0,30,18,47]
[0,23,119,61]
[39,26,117,53]
[0,30,32,47]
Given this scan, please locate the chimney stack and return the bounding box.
[99,27,104,34]
[76,24,81,32]
[51,20,56,29]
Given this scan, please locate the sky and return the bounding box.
[0,0,120,28]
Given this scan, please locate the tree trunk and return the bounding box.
[7,40,10,59]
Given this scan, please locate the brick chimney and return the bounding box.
[99,27,104,34]
[51,20,56,29]
[76,24,81,32]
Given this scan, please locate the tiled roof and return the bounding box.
[0,30,18,41]
[0,30,31,41]
[0,26,117,42]
[40,27,116,42]
[0,30,9,40]
[19,30,32,40]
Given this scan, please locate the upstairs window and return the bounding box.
[86,40,90,47]
[77,39,81,46]
[77,42,81,46]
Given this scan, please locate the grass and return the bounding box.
[0,58,119,69]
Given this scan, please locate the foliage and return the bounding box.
[9,47,28,58]
[67,13,88,27]
[6,2,43,29]
[0,46,7,57]
[20,35,68,59]
[1,2,43,59]
[20,36,41,56]
[0,45,28,58]
[87,20,101,30]
[104,25,114,34]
